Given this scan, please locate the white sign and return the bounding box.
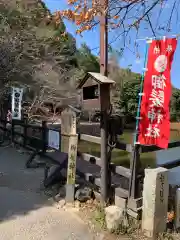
[48,130,59,150]
[154,55,167,73]
[11,87,23,120]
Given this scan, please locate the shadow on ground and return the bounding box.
[0,146,55,222]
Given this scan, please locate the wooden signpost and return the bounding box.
[61,107,78,203]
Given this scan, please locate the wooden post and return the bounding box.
[61,107,78,203]
[100,0,110,204]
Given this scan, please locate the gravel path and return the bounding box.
[0,146,96,240]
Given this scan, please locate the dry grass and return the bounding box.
[77,199,177,239]
[76,123,180,240]
[77,199,179,240]
[77,199,131,240]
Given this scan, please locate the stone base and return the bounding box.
[128,197,142,209]
[127,208,141,219]
[115,196,127,208]
[127,198,142,219]
[66,184,75,203]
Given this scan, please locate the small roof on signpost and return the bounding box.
[77,72,115,89]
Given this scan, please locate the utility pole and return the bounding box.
[99,0,110,204]
[100,0,108,77]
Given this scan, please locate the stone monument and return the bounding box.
[142,167,169,238]
[61,107,78,203]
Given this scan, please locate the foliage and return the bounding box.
[60,0,174,32]
[170,88,180,121]
[117,77,141,117]
[115,72,180,122]
[76,43,100,73]
[57,0,180,58]
[108,51,142,111]
[92,204,106,229]
[0,1,81,118]
[1,0,180,123]
[115,70,180,122]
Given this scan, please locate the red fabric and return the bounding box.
[138,38,177,149]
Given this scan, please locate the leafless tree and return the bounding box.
[0,4,80,121]
[61,0,180,55]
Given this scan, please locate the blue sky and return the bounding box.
[44,0,180,88]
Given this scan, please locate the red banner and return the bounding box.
[138,38,177,149]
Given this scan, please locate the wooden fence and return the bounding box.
[1,119,180,212]
[0,119,46,151]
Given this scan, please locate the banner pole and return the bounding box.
[134,43,149,145]
[128,41,149,200]
[136,33,180,42]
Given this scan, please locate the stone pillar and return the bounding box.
[66,134,78,203]
[61,108,78,203]
[61,108,76,153]
[175,188,180,229]
[142,167,169,238]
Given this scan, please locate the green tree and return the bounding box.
[76,43,100,73]
[171,88,180,121]
[0,1,81,118]
[117,77,141,118]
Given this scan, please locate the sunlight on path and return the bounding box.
[0,147,96,240]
